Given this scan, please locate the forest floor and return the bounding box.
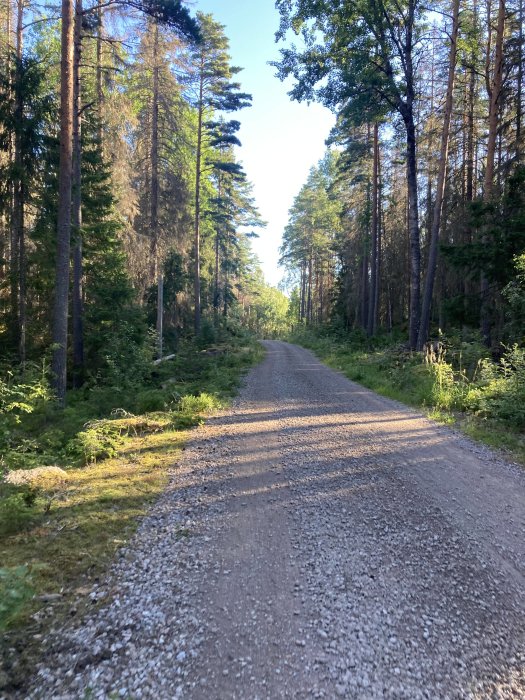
[18,341,525,699]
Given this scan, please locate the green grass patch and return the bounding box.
[460,417,525,463]
[290,328,525,467]
[0,336,264,693]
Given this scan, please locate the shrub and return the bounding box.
[171,392,221,428]
[67,420,123,464]
[134,389,167,414]
[177,392,221,414]
[428,359,463,410]
[0,566,34,630]
[91,323,156,391]
[197,319,218,349]
[0,493,36,534]
[0,365,52,456]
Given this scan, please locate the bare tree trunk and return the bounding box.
[214,171,222,316]
[193,56,204,334]
[466,61,476,202]
[157,274,163,348]
[518,0,523,161]
[402,0,421,350]
[480,0,505,347]
[319,262,324,323]
[300,259,306,321]
[426,25,437,241]
[11,0,24,359]
[72,0,84,387]
[360,236,369,330]
[150,22,162,357]
[374,147,382,330]
[417,0,460,350]
[307,254,313,322]
[51,0,75,405]
[223,236,229,319]
[367,122,379,337]
[405,117,421,348]
[1,0,12,299]
[96,0,103,146]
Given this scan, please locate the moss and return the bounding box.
[0,337,264,694]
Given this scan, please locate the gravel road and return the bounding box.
[22,341,525,699]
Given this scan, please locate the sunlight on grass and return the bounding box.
[0,339,265,690]
[291,330,525,467]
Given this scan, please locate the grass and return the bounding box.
[460,417,525,461]
[0,337,264,693]
[290,329,525,466]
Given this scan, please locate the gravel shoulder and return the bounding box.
[19,340,525,699]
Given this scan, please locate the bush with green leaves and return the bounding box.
[503,253,525,341]
[0,492,37,535]
[67,420,124,464]
[0,566,35,630]
[134,389,168,414]
[90,323,156,392]
[0,365,53,473]
[171,392,222,429]
[465,345,525,428]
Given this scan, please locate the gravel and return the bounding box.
[16,340,525,699]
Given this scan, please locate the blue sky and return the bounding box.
[192,0,335,287]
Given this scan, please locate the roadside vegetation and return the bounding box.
[0,329,263,691]
[275,1,525,466]
[290,327,525,464]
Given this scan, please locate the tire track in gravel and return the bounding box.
[23,340,525,700]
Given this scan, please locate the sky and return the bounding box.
[192,0,335,287]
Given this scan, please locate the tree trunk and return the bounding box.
[214,172,222,315]
[417,0,460,350]
[96,0,103,146]
[402,0,421,350]
[466,60,476,202]
[405,111,421,349]
[11,0,24,359]
[517,0,523,161]
[374,148,382,330]
[367,123,379,337]
[51,0,75,406]
[307,253,313,322]
[1,0,12,300]
[223,235,229,319]
[150,22,162,357]
[360,236,369,330]
[72,0,84,387]
[157,273,163,352]
[193,57,204,334]
[480,0,505,347]
[300,259,306,321]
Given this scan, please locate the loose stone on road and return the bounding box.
[26,341,525,699]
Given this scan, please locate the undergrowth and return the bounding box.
[290,327,525,464]
[0,334,263,693]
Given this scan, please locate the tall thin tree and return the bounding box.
[417,0,461,349]
[51,0,75,405]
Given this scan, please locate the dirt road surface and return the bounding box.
[26,341,525,699]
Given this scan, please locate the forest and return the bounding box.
[0,0,288,674]
[1,0,525,686]
[276,0,525,443]
[0,0,291,389]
